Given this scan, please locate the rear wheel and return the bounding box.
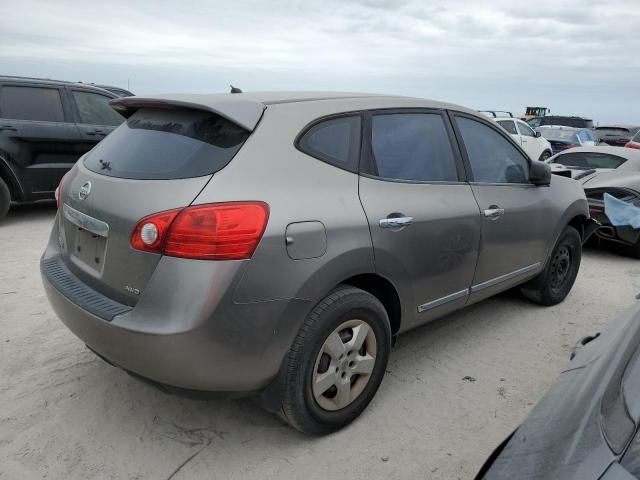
[280,285,391,435]
[538,150,552,162]
[521,226,582,306]
[0,177,10,219]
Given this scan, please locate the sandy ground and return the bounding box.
[1,203,639,480]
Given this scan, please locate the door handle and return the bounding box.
[379,216,414,229]
[86,129,106,136]
[483,207,505,220]
[0,124,17,131]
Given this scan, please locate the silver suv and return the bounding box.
[42,92,591,434]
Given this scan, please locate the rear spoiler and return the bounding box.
[110,94,266,132]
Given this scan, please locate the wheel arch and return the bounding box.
[0,154,24,201]
[339,273,402,335]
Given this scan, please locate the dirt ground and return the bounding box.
[1,203,639,480]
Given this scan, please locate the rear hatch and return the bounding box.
[58,106,252,305]
[595,127,634,146]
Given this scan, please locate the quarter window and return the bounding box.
[0,86,64,122]
[497,120,517,135]
[370,113,458,182]
[298,116,361,171]
[456,116,530,184]
[72,91,124,126]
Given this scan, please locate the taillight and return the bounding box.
[625,142,640,150]
[55,172,69,209]
[130,202,269,260]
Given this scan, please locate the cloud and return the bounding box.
[1,0,639,122]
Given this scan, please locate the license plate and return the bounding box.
[72,227,107,273]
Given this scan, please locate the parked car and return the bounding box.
[42,91,592,435]
[0,75,125,218]
[626,129,640,150]
[595,124,640,147]
[476,301,640,480]
[495,117,553,161]
[539,126,597,154]
[538,115,594,129]
[546,146,640,257]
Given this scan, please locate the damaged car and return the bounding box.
[476,301,640,480]
[547,146,640,257]
[42,92,591,434]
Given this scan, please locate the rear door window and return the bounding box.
[72,90,124,126]
[0,85,65,122]
[370,112,458,182]
[297,116,361,171]
[83,108,250,180]
[455,116,529,184]
[497,120,517,135]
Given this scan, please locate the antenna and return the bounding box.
[230,84,243,94]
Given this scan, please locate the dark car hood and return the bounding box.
[480,302,640,480]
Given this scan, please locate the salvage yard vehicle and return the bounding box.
[627,130,640,150]
[539,125,597,154]
[539,115,594,129]
[0,75,125,218]
[595,124,640,147]
[495,117,553,161]
[42,91,592,435]
[476,302,640,480]
[547,146,640,257]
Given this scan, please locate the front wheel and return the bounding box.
[521,226,582,306]
[538,150,552,162]
[279,285,391,435]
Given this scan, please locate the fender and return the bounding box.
[545,197,590,266]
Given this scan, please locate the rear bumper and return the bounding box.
[41,234,311,393]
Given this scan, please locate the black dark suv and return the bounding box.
[538,115,594,129]
[0,76,126,217]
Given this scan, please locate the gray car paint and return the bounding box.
[42,92,589,394]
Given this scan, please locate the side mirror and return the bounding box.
[530,161,551,186]
[535,131,542,138]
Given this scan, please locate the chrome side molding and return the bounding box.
[470,262,541,293]
[418,288,469,313]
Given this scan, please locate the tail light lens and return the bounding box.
[55,172,69,209]
[625,142,640,150]
[130,202,269,260]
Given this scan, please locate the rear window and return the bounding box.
[83,108,250,180]
[0,86,65,122]
[540,128,580,143]
[552,152,626,169]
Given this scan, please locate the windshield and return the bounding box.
[83,108,250,180]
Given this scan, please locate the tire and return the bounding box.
[0,177,10,219]
[279,285,391,435]
[629,239,640,259]
[538,150,552,162]
[521,226,582,306]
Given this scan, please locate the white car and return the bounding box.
[495,117,553,161]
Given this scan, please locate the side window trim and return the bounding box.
[360,107,468,184]
[448,111,533,186]
[294,111,363,174]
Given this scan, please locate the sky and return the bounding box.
[1,0,639,123]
